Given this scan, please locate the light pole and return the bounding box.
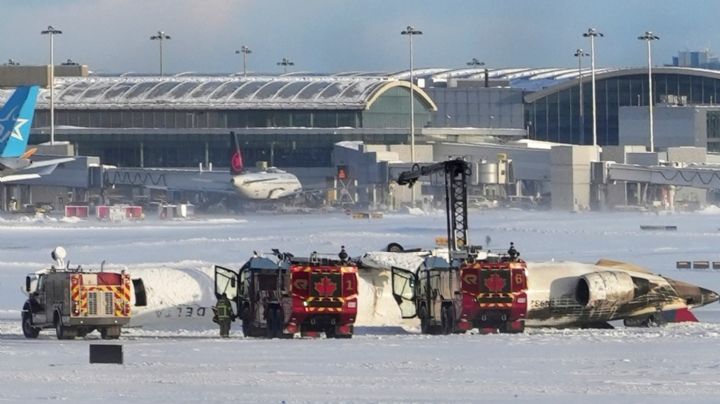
[235,46,252,77]
[583,28,603,147]
[150,31,171,76]
[638,31,659,152]
[277,57,294,74]
[574,49,590,144]
[401,25,422,163]
[41,25,62,146]
[467,57,490,87]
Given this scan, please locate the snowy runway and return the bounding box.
[2,210,720,402]
[1,325,720,403]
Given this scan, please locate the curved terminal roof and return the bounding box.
[394,67,620,92]
[397,66,720,97]
[3,66,717,111]
[523,66,720,102]
[26,75,437,111]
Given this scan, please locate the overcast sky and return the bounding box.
[2,0,719,75]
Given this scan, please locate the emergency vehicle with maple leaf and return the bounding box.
[21,247,132,339]
[390,159,528,334]
[215,247,358,338]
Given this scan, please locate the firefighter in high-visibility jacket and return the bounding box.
[213,293,234,337]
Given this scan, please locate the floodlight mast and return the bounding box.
[236,46,252,77]
[277,57,294,74]
[574,49,590,143]
[150,31,171,76]
[583,28,603,147]
[41,25,62,145]
[638,31,660,153]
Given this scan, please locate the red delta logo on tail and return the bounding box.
[230,131,244,175]
[231,150,243,174]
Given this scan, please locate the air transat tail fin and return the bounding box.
[230,131,244,175]
[0,86,39,158]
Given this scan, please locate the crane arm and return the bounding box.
[396,159,471,254]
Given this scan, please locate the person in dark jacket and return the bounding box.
[213,293,234,337]
[507,242,520,261]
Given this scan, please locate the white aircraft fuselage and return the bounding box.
[522,261,712,327]
[22,254,715,331]
[231,168,302,200]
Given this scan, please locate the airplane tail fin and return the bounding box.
[230,131,244,175]
[0,85,39,158]
[661,308,698,323]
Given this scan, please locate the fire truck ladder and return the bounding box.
[397,159,471,257]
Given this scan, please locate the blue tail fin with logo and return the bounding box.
[0,85,39,158]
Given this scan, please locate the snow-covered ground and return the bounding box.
[2,209,720,402]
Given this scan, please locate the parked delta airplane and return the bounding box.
[229,132,302,200]
[0,85,73,183]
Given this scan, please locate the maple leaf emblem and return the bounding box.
[484,273,507,292]
[314,276,337,297]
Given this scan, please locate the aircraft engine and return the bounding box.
[575,271,635,308]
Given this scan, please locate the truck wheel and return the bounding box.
[243,319,263,338]
[266,307,283,339]
[502,320,525,334]
[55,319,76,340]
[440,305,454,335]
[22,314,40,339]
[101,327,121,340]
[419,306,431,334]
[242,318,253,337]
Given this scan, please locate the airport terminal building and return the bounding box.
[24,73,436,169]
[4,65,720,212]
[0,65,717,171]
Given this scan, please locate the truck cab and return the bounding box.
[215,250,358,338]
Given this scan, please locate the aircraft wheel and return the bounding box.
[386,242,404,253]
[22,314,40,339]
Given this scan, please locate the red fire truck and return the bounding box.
[456,255,528,333]
[391,160,528,334]
[215,250,358,338]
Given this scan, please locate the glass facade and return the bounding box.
[707,111,720,152]
[526,73,720,145]
[30,85,430,168]
[33,109,362,130]
[362,87,432,128]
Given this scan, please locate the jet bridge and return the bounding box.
[597,162,720,190]
[103,167,234,194]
